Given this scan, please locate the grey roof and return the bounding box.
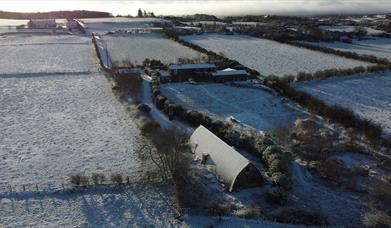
[169,63,216,70]
[189,125,251,192]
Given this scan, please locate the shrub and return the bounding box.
[363,211,391,228]
[273,209,328,226]
[270,172,291,190]
[92,173,105,185]
[137,103,151,114]
[139,118,161,135]
[155,95,167,110]
[208,204,231,216]
[70,174,89,186]
[268,159,288,174]
[111,174,123,185]
[371,179,391,204]
[262,145,282,162]
[183,110,204,126]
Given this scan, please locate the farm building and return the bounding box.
[27,19,57,29]
[169,63,216,81]
[115,67,143,76]
[190,125,263,192]
[211,68,248,82]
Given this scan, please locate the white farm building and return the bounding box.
[27,19,57,29]
[190,125,263,192]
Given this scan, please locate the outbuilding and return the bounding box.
[27,19,57,29]
[169,63,216,81]
[211,68,248,82]
[190,125,263,192]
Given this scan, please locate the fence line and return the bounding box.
[0,176,163,195]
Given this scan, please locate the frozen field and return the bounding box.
[0,34,97,74]
[103,33,204,66]
[0,19,28,33]
[294,72,391,134]
[305,38,391,61]
[0,34,184,227]
[82,17,170,33]
[181,34,371,77]
[161,82,304,131]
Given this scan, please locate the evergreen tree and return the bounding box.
[137,8,143,17]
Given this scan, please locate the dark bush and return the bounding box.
[155,95,167,110]
[139,118,161,135]
[111,174,123,185]
[92,173,105,185]
[70,174,89,186]
[270,172,291,190]
[265,187,288,205]
[273,209,328,226]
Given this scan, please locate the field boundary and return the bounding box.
[164,30,391,152]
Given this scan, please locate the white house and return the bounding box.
[189,125,263,192]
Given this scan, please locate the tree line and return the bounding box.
[0,10,112,19]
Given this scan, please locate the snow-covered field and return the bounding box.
[161,82,304,131]
[305,38,391,61]
[319,25,384,35]
[0,19,28,33]
[182,34,370,77]
[0,34,187,227]
[82,17,170,33]
[294,72,391,134]
[0,34,96,74]
[103,33,204,66]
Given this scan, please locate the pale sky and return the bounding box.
[0,0,390,16]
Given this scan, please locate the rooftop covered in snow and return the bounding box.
[190,125,263,192]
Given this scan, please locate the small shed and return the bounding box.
[212,68,248,82]
[190,125,263,192]
[169,63,216,81]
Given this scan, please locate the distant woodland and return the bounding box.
[0,10,112,19]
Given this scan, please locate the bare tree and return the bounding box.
[138,127,190,182]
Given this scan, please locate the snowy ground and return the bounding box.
[181,34,371,77]
[0,34,96,74]
[305,37,391,61]
[1,183,184,227]
[81,17,170,34]
[289,161,366,226]
[294,72,391,134]
[161,82,304,131]
[103,33,205,66]
[0,34,185,227]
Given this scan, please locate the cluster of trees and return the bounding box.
[264,77,389,148]
[137,9,155,18]
[278,64,391,83]
[0,10,112,19]
[150,75,293,190]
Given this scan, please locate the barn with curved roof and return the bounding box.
[190,125,263,192]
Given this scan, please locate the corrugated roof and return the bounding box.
[169,63,216,70]
[189,125,251,192]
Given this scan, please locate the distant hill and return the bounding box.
[0,10,113,19]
